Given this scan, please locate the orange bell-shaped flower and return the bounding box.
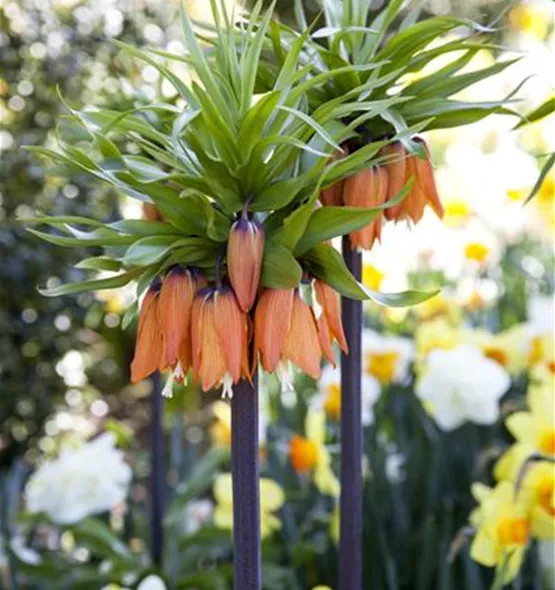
[131,282,164,384]
[314,280,348,365]
[191,286,249,397]
[254,288,322,380]
[343,166,388,250]
[319,148,349,206]
[227,216,264,312]
[158,266,206,372]
[384,138,443,223]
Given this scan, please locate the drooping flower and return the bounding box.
[254,288,322,381]
[314,280,348,365]
[25,433,131,525]
[469,481,530,583]
[191,286,249,397]
[342,166,388,250]
[415,345,510,431]
[213,473,284,539]
[159,266,206,372]
[383,138,443,223]
[130,282,164,384]
[289,411,339,497]
[227,216,264,312]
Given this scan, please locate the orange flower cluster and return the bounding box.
[321,137,443,250]
[131,216,348,397]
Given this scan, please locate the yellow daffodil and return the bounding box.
[362,263,384,291]
[362,329,413,385]
[505,376,555,458]
[289,412,339,497]
[412,293,462,324]
[210,401,231,447]
[470,481,530,583]
[495,446,555,541]
[509,2,550,39]
[468,325,531,375]
[443,197,472,227]
[464,242,490,264]
[213,474,284,539]
[415,318,461,358]
[312,586,333,590]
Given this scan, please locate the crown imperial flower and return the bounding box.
[191,286,250,398]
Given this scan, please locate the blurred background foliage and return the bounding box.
[0,0,554,588]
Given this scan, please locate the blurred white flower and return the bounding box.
[527,294,555,335]
[385,451,405,484]
[416,346,511,431]
[25,433,132,524]
[100,575,166,590]
[137,575,167,590]
[9,536,41,565]
[362,329,414,385]
[314,365,381,425]
[184,499,214,535]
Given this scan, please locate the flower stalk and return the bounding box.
[150,371,165,567]
[231,377,261,590]
[339,238,363,590]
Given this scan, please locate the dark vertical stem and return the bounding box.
[339,238,363,590]
[231,376,261,590]
[150,372,165,568]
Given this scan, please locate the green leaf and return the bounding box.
[295,206,380,255]
[108,219,183,236]
[523,153,555,205]
[27,227,136,248]
[261,242,303,289]
[276,105,344,153]
[252,172,312,212]
[121,300,138,330]
[122,235,183,266]
[514,96,555,129]
[75,257,123,272]
[272,200,316,250]
[238,90,281,159]
[70,518,133,561]
[303,244,438,306]
[122,155,169,183]
[38,269,142,297]
[166,447,231,525]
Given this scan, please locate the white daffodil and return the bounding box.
[416,345,511,431]
[25,433,131,525]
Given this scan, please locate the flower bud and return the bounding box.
[227,217,264,312]
[142,202,162,221]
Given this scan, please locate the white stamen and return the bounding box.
[276,361,294,394]
[221,373,234,399]
[161,372,174,398]
[174,361,186,385]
